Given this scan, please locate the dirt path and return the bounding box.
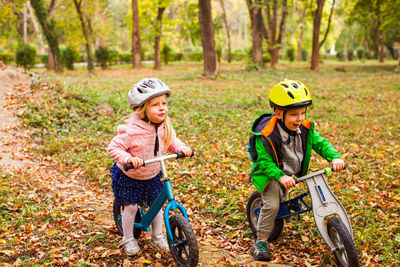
[0,66,292,266]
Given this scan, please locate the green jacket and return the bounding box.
[250,113,341,194]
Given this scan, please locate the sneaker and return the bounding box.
[150,233,169,251]
[253,239,271,261]
[120,237,140,256]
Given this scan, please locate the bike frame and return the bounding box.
[131,154,190,246]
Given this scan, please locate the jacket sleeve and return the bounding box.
[311,129,341,162]
[167,126,186,153]
[255,137,285,182]
[107,125,134,164]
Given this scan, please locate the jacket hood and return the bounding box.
[251,113,275,135]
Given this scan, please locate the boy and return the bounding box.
[249,80,345,261]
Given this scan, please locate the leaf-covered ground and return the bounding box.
[0,61,399,266]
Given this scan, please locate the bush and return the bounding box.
[16,43,37,70]
[119,52,132,64]
[61,45,79,70]
[286,47,295,62]
[216,45,222,62]
[95,46,109,69]
[356,46,367,60]
[187,51,203,61]
[263,52,271,63]
[162,44,172,65]
[0,53,14,65]
[348,49,354,61]
[231,48,246,61]
[170,52,183,61]
[301,49,308,61]
[108,47,119,65]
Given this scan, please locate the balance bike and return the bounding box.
[113,153,199,266]
[246,167,359,267]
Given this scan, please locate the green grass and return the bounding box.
[3,61,400,265]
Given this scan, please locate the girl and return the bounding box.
[108,78,192,256]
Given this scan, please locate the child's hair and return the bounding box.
[115,94,172,152]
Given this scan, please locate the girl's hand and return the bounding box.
[128,156,144,169]
[331,158,345,172]
[179,146,192,157]
[279,175,296,189]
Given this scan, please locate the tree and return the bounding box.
[132,0,142,68]
[30,0,62,72]
[154,1,167,70]
[246,0,265,68]
[311,0,335,70]
[219,0,232,62]
[265,0,288,68]
[198,0,218,78]
[72,0,94,73]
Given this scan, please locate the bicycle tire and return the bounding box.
[112,201,142,239]
[167,214,199,267]
[246,190,284,242]
[327,216,360,267]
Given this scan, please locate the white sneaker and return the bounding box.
[150,233,169,251]
[120,237,140,256]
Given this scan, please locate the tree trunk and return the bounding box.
[246,0,264,68]
[377,29,384,62]
[30,0,63,73]
[344,23,348,61]
[199,0,218,78]
[311,0,325,71]
[73,0,94,73]
[219,0,232,63]
[132,0,142,68]
[154,6,165,70]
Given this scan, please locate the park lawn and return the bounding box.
[1,61,399,265]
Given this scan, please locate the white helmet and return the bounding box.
[128,78,171,109]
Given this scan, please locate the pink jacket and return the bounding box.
[107,115,186,180]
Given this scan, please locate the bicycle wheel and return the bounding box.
[246,191,284,242]
[167,214,199,267]
[327,216,359,267]
[112,201,142,239]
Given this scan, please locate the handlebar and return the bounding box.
[294,167,333,183]
[123,151,194,171]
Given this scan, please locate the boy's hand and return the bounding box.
[127,156,144,169]
[179,146,192,157]
[331,158,345,172]
[279,175,296,189]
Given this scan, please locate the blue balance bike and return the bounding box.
[113,153,199,266]
[246,167,359,267]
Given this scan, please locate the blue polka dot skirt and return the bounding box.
[110,162,164,207]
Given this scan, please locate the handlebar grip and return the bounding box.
[123,161,146,171]
[123,163,133,171]
[176,151,195,159]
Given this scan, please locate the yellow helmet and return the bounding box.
[268,80,312,109]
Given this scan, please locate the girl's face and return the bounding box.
[276,107,306,131]
[145,94,168,124]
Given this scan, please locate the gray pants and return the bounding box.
[256,180,282,239]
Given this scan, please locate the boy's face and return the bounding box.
[275,107,307,131]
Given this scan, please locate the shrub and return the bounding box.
[216,45,222,62]
[170,52,183,61]
[95,46,109,69]
[108,47,119,65]
[119,52,132,64]
[61,45,79,70]
[301,49,308,61]
[16,43,37,70]
[231,48,246,61]
[286,46,295,62]
[356,46,367,60]
[348,49,354,61]
[187,51,203,61]
[162,44,172,65]
[0,53,14,65]
[263,52,271,63]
